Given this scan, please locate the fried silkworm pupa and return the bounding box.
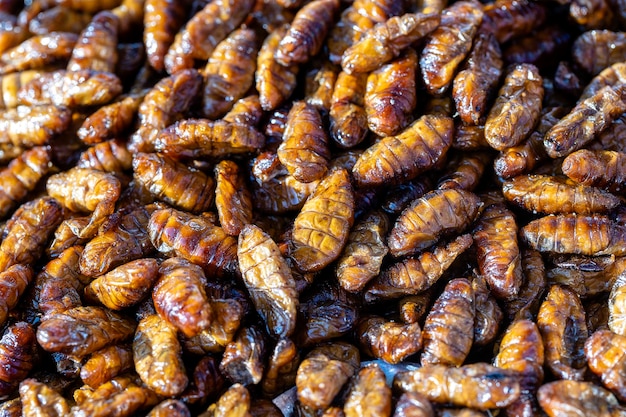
[393,392,435,417]
[256,25,299,112]
[76,139,133,174]
[0,32,78,74]
[85,258,159,311]
[203,383,251,416]
[154,118,265,159]
[481,0,547,44]
[147,399,190,417]
[214,160,252,236]
[0,196,64,272]
[71,375,159,416]
[251,172,320,214]
[202,28,258,119]
[262,338,299,397]
[572,30,626,76]
[290,168,354,272]
[0,146,50,219]
[364,48,417,137]
[79,344,134,389]
[610,275,626,336]
[544,254,625,298]
[304,61,338,113]
[580,62,626,101]
[381,176,432,216]
[452,33,502,126]
[420,1,484,95]
[357,316,422,364]
[112,0,145,37]
[219,325,267,385]
[163,0,255,74]
[47,167,121,239]
[364,234,472,302]
[36,306,136,358]
[537,284,588,380]
[296,342,360,410]
[0,70,43,110]
[182,296,244,354]
[436,151,491,192]
[521,214,626,256]
[341,12,439,74]
[275,0,340,66]
[538,380,626,417]
[0,397,21,416]
[343,363,392,417]
[387,188,481,258]
[180,355,225,406]
[471,275,503,346]
[133,314,188,397]
[77,92,145,145]
[238,224,298,338]
[452,123,489,151]
[544,85,626,158]
[329,71,368,148]
[223,95,263,126]
[143,0,188,72]
[420,278,475,367]
[353,114,453,188]
[277,101,330,183]
[562,150,626,194]
[394,363,520,410]
[28,6,93,35]
[0,322,36,397]
[483,63,543,151]
[19,379,71,417]
[133,153,215,213]
[585,329,626,401]
[148,207,239,278]
[67,11,119,73]
[0,105,71,148]
[0,264,32,326]
[595,113,626,153]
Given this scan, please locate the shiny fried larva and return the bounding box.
[343,363,392,417]
[481,0,547,44]
[452,123,489,151]
[503,249,544,321]
[357,316,422,364]
[0,70,43,109]
[219,325,267,385]
[67,11,119,73]
[0,264,32,326]
[387,188,481,258]
[330,70,368,149]
[436,151,491,192]
[223,95,263,127]
[251,172,321,214]
[143,0,188,72]
[610,275,626,336]
[204,383,251,417]
[0,32,78,74]
[538,380,626,417]
[275,0,340,66]
[365,48,417,137]
[580,62,626,101]
[393,392,435,417]
[0,105,71,148]
[19,379,71,417]
[146,399,190,417]
[572,30,626,76]
[471,275,503,346]
[262,338,299,397]
[0,322,36,397]
[76,139,133,174]
[290,168,354,273]
[562,150,626,193]
[77,92,145,145]
[503,25,571,69]
[353,114,453,188]
[28,6,93,35]
[182,297,244,355]
[214,160,252,237]
[79,344,134,389]
[585,329,626,401]
[484,63,544,151]
[304,60,338,113]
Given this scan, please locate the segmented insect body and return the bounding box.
[77,92,145,145]
[610,275,626,336]
[343,363,392,417]
[28,6,93,35]
[67,11,119,72]
[219,325,267,385]
[205,383,251,416]
[305,60,338,113]
[562,149,626,194]
[353,114,453,188]
[357,317,422,364]
[223,94,262,126]
[251,172,320,214]
[214,160,252,236]
[0,264,32,326]
[585,329,626,401]
[0,322,36,397]
[538,380,626,417]
[437,151,491,191]
[0,70,43,110]
[19,379,71,416]
[76,139,133,174]
[143,0,188,72]
[0,105,71,148]
[79,344,134,389]
[329,71,368,149]
[580,62,626,101]
[0,32,78,74]
[481,0,547,44]
[572,30,626,76]
[472,274,503,346]
[262,338,299,397]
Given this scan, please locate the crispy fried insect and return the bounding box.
[19,379,70,417]
[562,150,626,194]
[610,275,626,336]
[133,152,215,213]
[183,297,244,354]
[0,32,78,74]
[343,363,391,417]
[420,1,484,95]
[537,284,588,380]
[0,18,26,56]
[290,168,354,272]
[202,28,258,119]
[573,30,626,76]
[147,399,190,417]
[112,0,145,36]
[0,144,24,165]
[437,151,490,191]
[0,105,71,148]
[277,101,330,183]
[214,160,252,236]
[545,254,624,298]
[37,306,136,357]
[181,355,225,406]
[452,123,489,151]
[80,344,133,389]
[585,329,626,401]
[503,25,571,69]
[394,363,520,410]
[223,95,262,126]
[481,0,546,44]
[365,234,472,302]
[77,93,145,145]
[0,71,44,110]
[219,325,267,385]
[0,322,36,397]
[483,63,543,151]
[0,197,64,272]
[329,71,368,149]
[154,118,265,159]
[305,61,338,112]
[0,264,32,326]
[262,338,299,397]
[341,12,439,74]
[580,62,626,101]
[538,380,626,417]
[393,392,434,417]
[163,0,255,74]
[452,33,502,126]
[0,398,21,416]
[275,0,340,66]
[357,316,422,364]
[381,176,431,215]
[387,188,481,258]
[521,214,626,256]
[353,114,453,187]
[471,274,502,346]
[203,383,251,417]
[143,0,187,72]
[365,48,417,137]
[399,289,434,324]
[421,278,475,366]
[47,216,91,258]
[67,11,119,73]
[28,6,92,35]
[55,0,123,13]
[133,314,187,396]
[296,342,360,410]
[76,140,133,174]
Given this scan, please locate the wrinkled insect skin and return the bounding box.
[262,338,299,397]
[0,105,72,148]
[472,274,503,347]
[572,30,626,76]
[146,399,191,417]
[0,32,78,74]
[67,11,119,73]
[343,363,392,417]
[76,139,133,174]
[562,149,626,193]
[0,322,36,398]
[610,275,626,336]
[219,325,267,386]
[0,70,43,110]
[580,62,626,101]
[77,93,144,145]
[28,6,93,35]
[357,316,422,365]
[330,71,368,149]
[585,329,626,401]
[143,0,188,72]
[205,383,251,417]
[304,60,337,113]
[79,344,134,389]
[0,264,33,327]
[437,151,491,192]
[538,380,626,417]
[482,0,547,44]
[214,160,253,237]
[19,379,71,416]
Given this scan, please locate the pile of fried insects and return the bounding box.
[1,0,626,415]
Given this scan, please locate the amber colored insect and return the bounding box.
[437,151,491,192]
[420,1,484,95]
[537,284,588,380]
[262,338,299,397]
[483,63,543,151]
[0,70,43,110]
[572,30,626,76]
[562,149,626,194]
[296,342,360,410]
[251,171,321,214]
[0,143,23,165]
[452,33,502,125]
[180,355,225,404]
[143,0,187,72]
[183,298,244,354]
[521,214,626,257]
[67,11,119,73]
[277,101,330,183]
[146,399,190,417]
[80,344,134,389]
[202,28,258,119]
[341,12,439,74]
[133,314,188,397]
[28,6,93,35]
[204,383,251,416]
[343,363,391,417]
[72,375,160,416]
[0,105,71,148]
[471,275,503,346]
[0,197,64,272]
[393,392,434,417]
[353,114,453,188]
[255,25,298,112]
[214,160,252,236]
[0,264,32,326]
[545,254,624,298]
[0,322,36,397]
[388,188,481,258]
[110,0,144,36]
[219,325,267,385]
[364,48,417,137]
[580,62,626,101]
[163,0,255,74]
[290,168,354,272]
[76,139,133,174]
[610,275,626,336]
[275,0,340,66]
[0,32,78,74]
[329,71,368,149]
[585,329,626,401]
[381,176,431,216]
[0,397,21,416]
[19,379,71,416]
[452,123,489,151]
[538,380,626,417]
[223,94,262,126]
[357,316,422,364]
[149,207,239,278]
[394,363,520,410]
[304,61,338,113]
[481,0,547,44]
